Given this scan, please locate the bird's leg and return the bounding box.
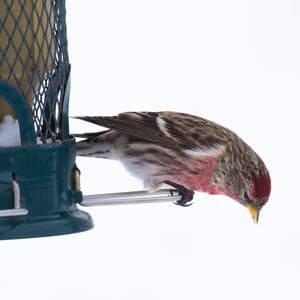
[164,181,194,207]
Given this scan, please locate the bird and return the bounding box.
[74,111,271,223]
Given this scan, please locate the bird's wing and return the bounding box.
[75,112,178,148]
[75,112,226,154]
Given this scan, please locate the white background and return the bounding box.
[1,0,300,299]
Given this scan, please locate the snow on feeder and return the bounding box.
[0,0,94,239]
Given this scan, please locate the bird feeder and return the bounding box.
[0,0,181,240]
[0,0,95,239]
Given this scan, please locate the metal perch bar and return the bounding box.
[80,189,182,206]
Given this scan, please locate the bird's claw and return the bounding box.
[164,181,194,207]
[174,201,193,207]
[175,188,194,207]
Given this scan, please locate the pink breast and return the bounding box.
[162,158,219,193]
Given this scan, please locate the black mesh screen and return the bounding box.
[0,0,69,142]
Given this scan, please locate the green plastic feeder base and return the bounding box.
[0,138,94,240]
[0,210,93,240]
[0,71,93,239]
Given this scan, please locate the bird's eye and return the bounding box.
[243,191,251,203]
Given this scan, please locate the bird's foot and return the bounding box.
[164,181,194,207]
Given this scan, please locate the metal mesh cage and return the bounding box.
[0,0,70,142]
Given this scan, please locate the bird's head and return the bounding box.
[235,168,271,223]
[213,156,271,223]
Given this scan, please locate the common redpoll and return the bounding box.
[74,112,271,223]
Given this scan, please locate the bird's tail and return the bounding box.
[73,130,113,158]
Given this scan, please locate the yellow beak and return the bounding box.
[247,204,260,224]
